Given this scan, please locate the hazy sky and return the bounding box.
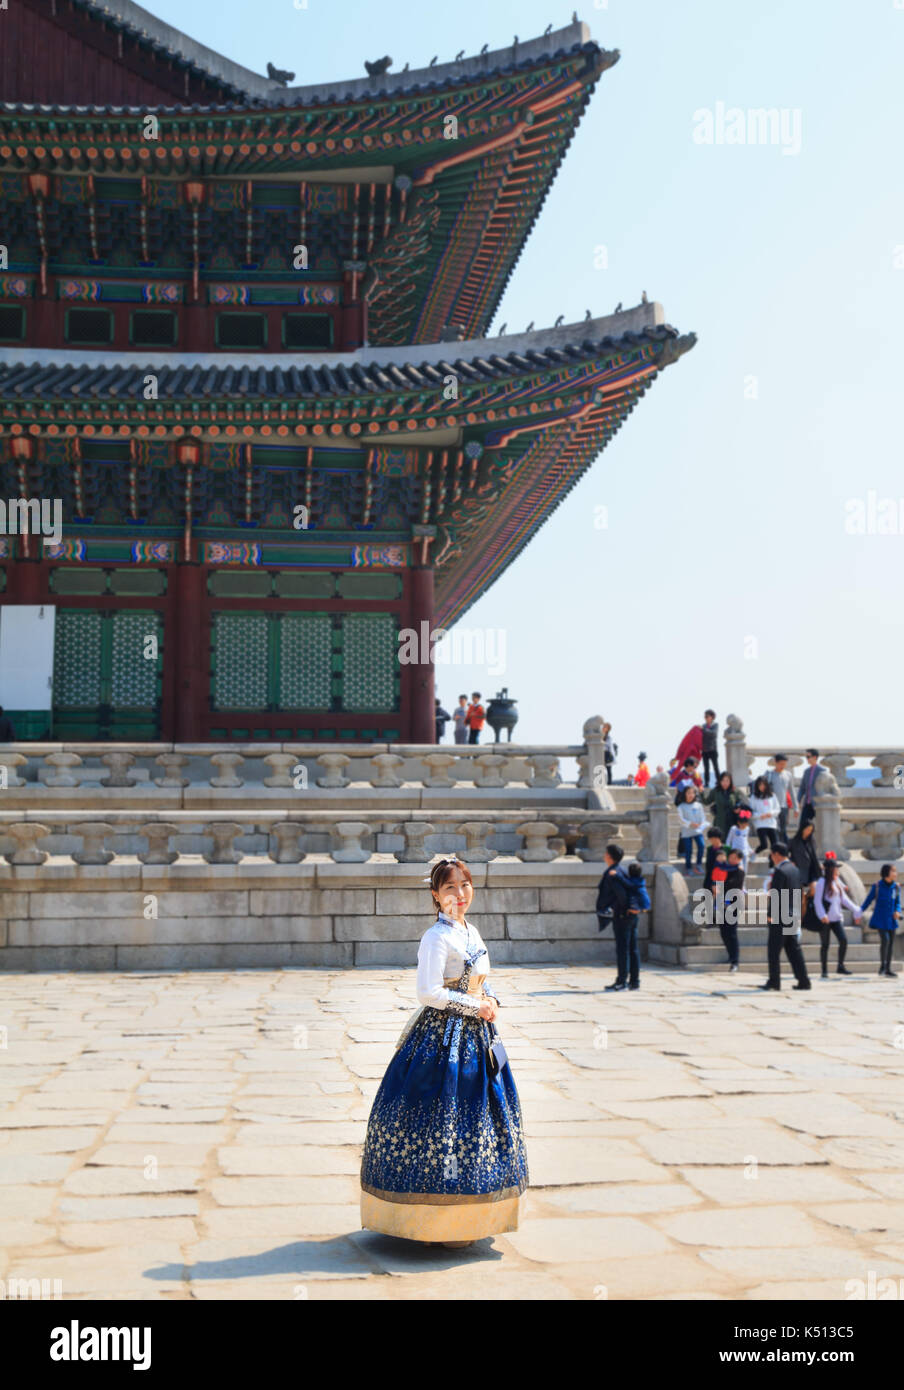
[146,0,904,767]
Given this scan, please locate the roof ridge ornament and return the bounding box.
[266,62,295,86]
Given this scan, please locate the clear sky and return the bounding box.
[147,0,904,767]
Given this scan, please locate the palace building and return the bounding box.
[0,1,694,742]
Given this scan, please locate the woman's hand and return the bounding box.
[479,999,497,1022]
[821,916,829,925]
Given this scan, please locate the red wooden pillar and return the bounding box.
[171,559,207,740]
[408,562,436,745]
[8,557,47,603]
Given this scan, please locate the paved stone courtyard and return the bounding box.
[1,963,903,1300]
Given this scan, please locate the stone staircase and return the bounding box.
[650,868,885,974]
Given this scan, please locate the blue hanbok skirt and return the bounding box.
[360,1004,528,1242]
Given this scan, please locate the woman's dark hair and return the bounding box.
[753,776,769,799]
[429,858,473,917]
[823,859,839,894]
[718,772,733,792]
[682,786,696,802]
[880,864,894,880]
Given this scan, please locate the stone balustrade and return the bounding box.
[0,808,645,869]
[745,744,904,788]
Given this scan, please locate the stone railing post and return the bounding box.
[814,772,847,861]
[870,752,904,788]
[863,821,904,862]
[72,821,115,865]
[269,822,306,864]
[724,714,748,790]
[527,755,561,789]
[316,753,351,789]
[154,753,190,788]
[641,772,672,865]
[210,753,245,788]
[330,822,372,863]
[515,820,560,862]
[422,754,458,788]
[0,753,27,788]
[822,754,856,788]
[263,753,296,789]
[5,822,50,864]
[576,821,621,862]
[138,822,179,865]
[456,821,496,863]
[473,754,505,788]
[582,715,616,810]
[42,752,83,787]
[394,822,436,863]
[100,751,138,787]
[203,821,245,864]
[369,753,405,789]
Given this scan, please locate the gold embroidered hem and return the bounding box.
[360,1187,525,1242]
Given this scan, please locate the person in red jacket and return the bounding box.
[633,753,651,788]
[466,693,486,745]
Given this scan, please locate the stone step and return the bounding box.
[681,943,877,963]
[648,941,890,973]
[696,926,865,946]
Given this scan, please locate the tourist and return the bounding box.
[760,842,811,991]
[602,721,617,785]
[701,709,720,787]
[466,692,486,745]
[766,754,795,842]
[671,755,702,793]
[789,806,821,885]
[797,748,825,812]
[596,844,637,991]
[722,847,745,973]
[624,862,650,990]
[703,770,742,839]
[632,752,650,788]
[813,852,861,978]
[435,698,451,743]
[452,694,469,745]
[359,856,528,1245]
[677,786,707,873]
[726,807,754,873]
[860,864,902,977]
[703,827,724,893]
[669,722,703,787]
[750,775,781,858]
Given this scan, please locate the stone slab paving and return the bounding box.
[1,964,903,1300]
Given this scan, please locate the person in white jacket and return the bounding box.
[677,786,708,873]
[813,854,862,978]
[750,775,781,858]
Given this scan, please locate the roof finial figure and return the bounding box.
[455,50,465,61]
[554,314,565,327]
[526,321,534,332]
[402,62,410,72]
[614,302,623,313]
[430,55,438,66]
[572,10,579,22]
[266,62,295,85]
[499,323,507,335]
[365,56,393,77]
[584,309,592,321]
[641,290,649,304]
[544,24,553,35]
[480,43,489,54]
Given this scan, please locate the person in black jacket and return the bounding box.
[595,844,637,992]
[434,699,451,743]
[760,843,811,990]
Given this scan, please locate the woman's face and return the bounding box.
[888,867,898,882]
[802,824,813,840]
[434,866,473,921]
[685,788,696,803]
[719,774,731,791]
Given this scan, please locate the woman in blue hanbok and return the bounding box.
[860,863,902,977]
[360,857,529,1245]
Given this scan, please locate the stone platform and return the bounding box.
[1,963,902,1300]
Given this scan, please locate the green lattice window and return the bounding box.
[53,608,162,738]
[211,610,399,712]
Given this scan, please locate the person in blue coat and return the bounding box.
[860,864,902,977]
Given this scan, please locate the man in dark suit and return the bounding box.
[760,842,811,990]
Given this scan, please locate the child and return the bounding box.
[452,694,469,745]
[750,775,781,857]
[703,827,724,893]
[626,861,651,914]
[861,864,902,977]
[719,847,744,972]
[466,692,485,745]
[726,807,753,873]
[677,786,707,873]
[633,752,650,789]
